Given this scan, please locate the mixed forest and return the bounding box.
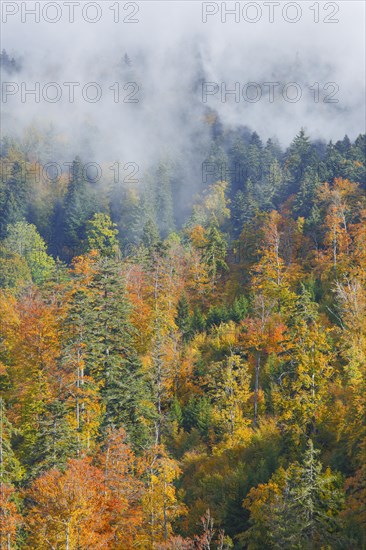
[0,114,365,549]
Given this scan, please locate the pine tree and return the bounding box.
[265,159,283,209]
[62,255,104,455]
[244,440,346,549]
[335,135,351,156]
[294,167,321,217]
[142,218,160,252]
[203,224,228,290]
[231,190,247,237]
[246,132,263,184]
[0,398,23,549]
[109,185,143,247]
[243,179,259,221]
[228,137,247,194]
[0,160,30,238]
[175,295,191,341]
[283,129,318,198]
[203,143,229,189]
[28,400,78,475]
[62,157,98,256]
[191,306,206,333]
[0,398,23,485]
[156,161,175,238]
[85,256,150,447]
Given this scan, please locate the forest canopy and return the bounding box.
[0,121,365,549]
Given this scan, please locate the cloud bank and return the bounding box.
[1,0,365,174]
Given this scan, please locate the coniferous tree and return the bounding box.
[86,256,150,447]
[62,256,104,455]
[61,157,98,257]
[0,398,23,485]
[244,440,346,549]
[175,294,191,342]
[203,224,228,290]
[27,400,78,476]
[283,129,318,198]
[190,306,206,333]
[0,160,29,238]
[156,161,175,238]
[142,218,160,252]
[294,167,321,217]
[231,190,247,238]
[246,132,263,185]
[228,137,247,194]
[0,399,23,549]
[109,185,143,247]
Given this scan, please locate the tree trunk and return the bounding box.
[253,352,260,428]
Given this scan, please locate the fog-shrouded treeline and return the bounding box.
[0,119,365,548]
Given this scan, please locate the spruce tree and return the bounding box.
[156,161,175,238]
[85,257,150,447]
[245,440,346,549]
[0,399,23,485]
[0,399,23,549]
[294,167,321,217]
[283,129,318,198]
[246,132,263,184]
[175,294,191,341]
[26,400,78,476]
[231,190,247,237]
[62,157,97,256]
[228,137,247,194]
[203,224,228,289]
[0,160,29,238]
[142,218,160,252]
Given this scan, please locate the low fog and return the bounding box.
[1,0,365,174]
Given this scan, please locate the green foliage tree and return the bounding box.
[203,224,228,290]
[244,440,346,549]
[4,221,55,284]
[85,212,120,257]
[175,294,192,342]
[283,129,319,199]
[142,218,160,251]
[85,256,150,446]
[156,161,176,238]
[62,157,97,255]
[0,245,31,289]
[0,398,24,485]
[0,159,30,239]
